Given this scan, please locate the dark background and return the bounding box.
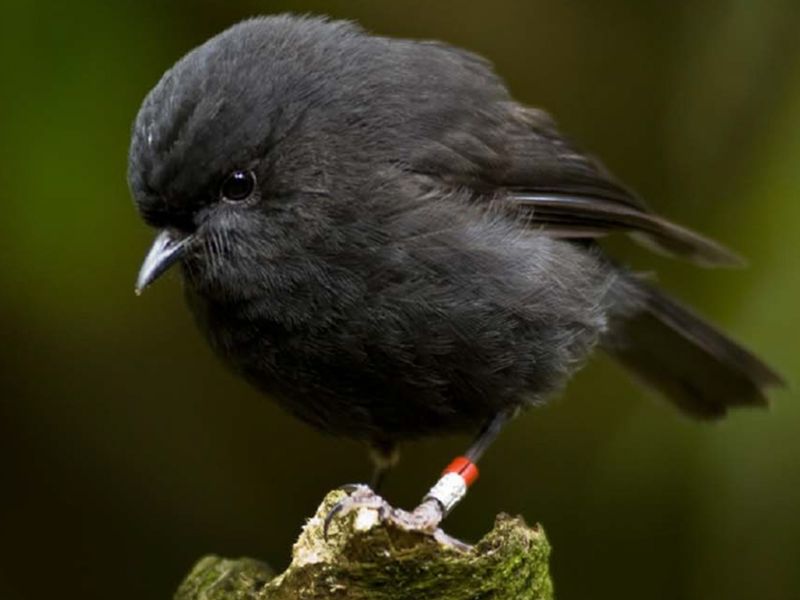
[1,1,798,599]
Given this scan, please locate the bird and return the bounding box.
[128,14,784,536]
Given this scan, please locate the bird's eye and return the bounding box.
[221,170,256,202]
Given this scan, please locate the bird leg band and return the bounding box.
[421,456,479,515]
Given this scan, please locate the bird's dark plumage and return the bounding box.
[129,15,783,449]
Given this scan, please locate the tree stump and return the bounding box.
[175,490,553,600]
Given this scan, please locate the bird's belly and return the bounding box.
[185,297,558,442]
[209,323,494,441]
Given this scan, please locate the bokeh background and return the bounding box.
[1,1,798,599]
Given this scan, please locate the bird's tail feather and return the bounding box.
[604,274,784,418]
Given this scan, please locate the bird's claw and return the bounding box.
[323,484,449,542]
[323,484,390,540]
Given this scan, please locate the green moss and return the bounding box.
[176,491,553,600]
[175,556,274,600]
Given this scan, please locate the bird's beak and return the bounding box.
[135,229,193,295]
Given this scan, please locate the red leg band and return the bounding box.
[443,456,479,487]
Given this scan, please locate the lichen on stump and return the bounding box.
[175,490,553,600]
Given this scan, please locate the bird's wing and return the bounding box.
[507,191,743,267]
[415,103,742,267]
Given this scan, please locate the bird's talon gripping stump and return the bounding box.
[324,456,480,544]
[323,484,390,541]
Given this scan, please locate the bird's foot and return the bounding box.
[323,484,392,537]
[323,484,469,550]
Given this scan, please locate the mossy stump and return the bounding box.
[175,490,553,600]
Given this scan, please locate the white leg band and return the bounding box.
[423,472,468,514]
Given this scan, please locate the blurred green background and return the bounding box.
[1,1,798,599]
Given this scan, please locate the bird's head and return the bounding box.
[127,15,365,296]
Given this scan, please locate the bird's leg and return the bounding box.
[324,411,512,541]
[368,440,399,493]
[404,410,511,530]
